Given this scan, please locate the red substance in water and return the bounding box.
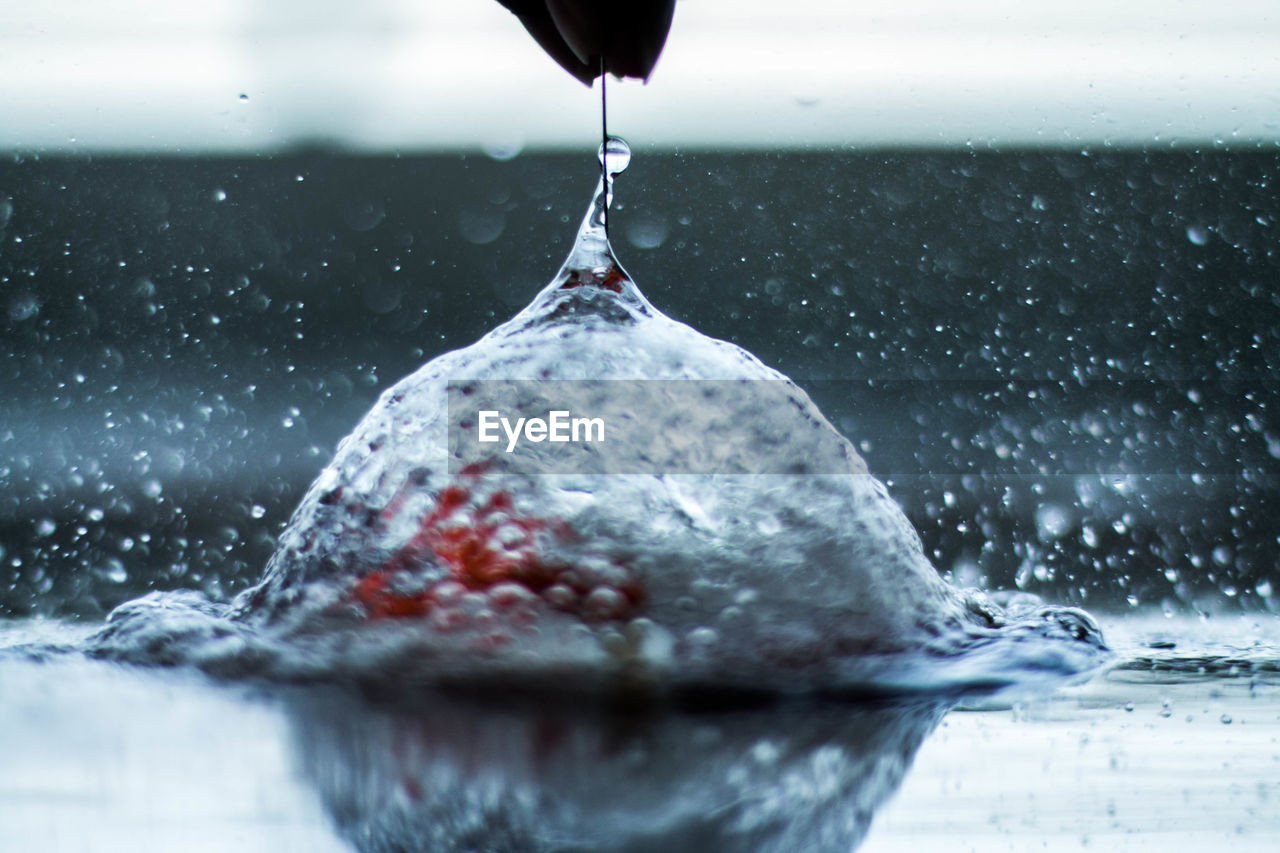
[557,267,626,293]
[350,464,642,628]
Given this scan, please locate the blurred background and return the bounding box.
[2,0,1278,619]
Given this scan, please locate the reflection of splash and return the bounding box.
[284,690,947,853]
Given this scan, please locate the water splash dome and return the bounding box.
[92,141,1108,693]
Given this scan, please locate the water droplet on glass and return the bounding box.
[1220,713,1232,725]
[250,504,267,519]
[212,189,227,202]
[143,479,163,499]
[238,93,249,102]
[1185,225,1209,246]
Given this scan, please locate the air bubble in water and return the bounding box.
[688,626,719,648]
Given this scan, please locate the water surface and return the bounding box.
[3,613,1276,851]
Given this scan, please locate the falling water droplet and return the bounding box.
[599,136,631,175]
[589,135,631,241]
